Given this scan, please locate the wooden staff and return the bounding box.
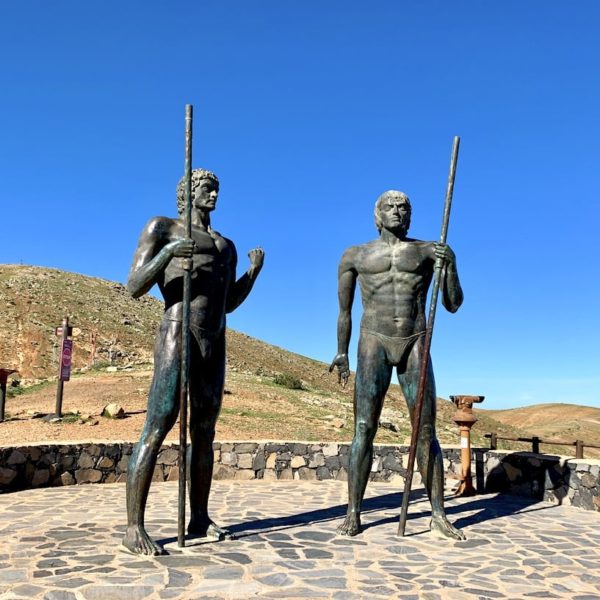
[178,104,193,547]
[398,136,461,536]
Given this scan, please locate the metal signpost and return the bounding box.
[55,316,74,419]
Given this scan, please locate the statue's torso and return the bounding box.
[354,239,434,337]
[159,219,234,334]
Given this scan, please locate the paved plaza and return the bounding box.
[1,480,600,599]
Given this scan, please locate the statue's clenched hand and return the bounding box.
[434,243,456,266]
[168,238,195,258]
[329,353,350,387]
[248,247,265,271]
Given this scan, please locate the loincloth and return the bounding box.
[164,317,224,360]
[360,327,425,366]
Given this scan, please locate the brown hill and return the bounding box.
[1,264,597,457]
[482,404,600,457]
[0,264,347,394]
[0,264,159,379]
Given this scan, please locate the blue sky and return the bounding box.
[1,2,599,409]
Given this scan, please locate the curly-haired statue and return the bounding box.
[123,168,264,555]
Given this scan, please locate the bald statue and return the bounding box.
[330,190,465,539]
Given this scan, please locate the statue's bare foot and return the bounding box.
[122,525,165,555]
[188,518,233,541]
[430,516,466,540]
[336,513,362,537]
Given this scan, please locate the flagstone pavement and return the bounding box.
[1,480,600,599]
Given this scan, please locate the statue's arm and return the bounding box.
[434,243,464,313]
[127,217,191,298]
[329,248,357,386]
[225,243,264,314]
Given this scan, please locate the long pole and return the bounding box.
[178,104,193,547]
[398,136,460,536]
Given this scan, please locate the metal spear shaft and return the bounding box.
[178,104,193,547]
[398,136,460,536]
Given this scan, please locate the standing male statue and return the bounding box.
[123,168,264,555]
[330,190,465,539]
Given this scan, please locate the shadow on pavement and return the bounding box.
[228,489,428,538]
[157,487,553,550]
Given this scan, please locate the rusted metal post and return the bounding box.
[178,104,193,548]
[89,330,98,367]
[575,439,584,459]
[55,316,70,418]
[450,395,484,496]
[0,369,17,422]
[398,136,461,537]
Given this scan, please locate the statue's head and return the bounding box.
[176,169,220,214]
[374,190,412,235]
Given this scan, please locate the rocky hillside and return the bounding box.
[0,265,350,394]
[0,265,161,379]
[1,264,598,456]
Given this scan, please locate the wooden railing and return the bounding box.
[484,432,600,459]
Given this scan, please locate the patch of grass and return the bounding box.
[88,360,112,372]
[61,412,81,424]
[220,407,282,421]
[7,380,52,398]
[273,373,303,390]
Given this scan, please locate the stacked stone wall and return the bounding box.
[0,441,463,491]
[483,449,600,510]
[2,441,599,512]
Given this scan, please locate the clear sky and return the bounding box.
[2,2,599,409]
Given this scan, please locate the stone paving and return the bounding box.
[1,480,600,599]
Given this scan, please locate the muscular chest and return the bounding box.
[359,243,430,277]
[189,230,230,272]
[163,229,232,285]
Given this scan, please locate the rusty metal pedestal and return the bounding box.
[450,395,484,497]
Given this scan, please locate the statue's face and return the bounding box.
[193,178,219,212]
[379,197,411,235]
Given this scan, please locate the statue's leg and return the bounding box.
[399,343,465,540]
[122,321,180,555]
[337,333,391,536]
[187,333,230,539]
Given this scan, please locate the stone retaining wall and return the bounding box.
[2,441,599,512]
[212,441,464,485]
[483,449,600,511]
[0,441,463,491]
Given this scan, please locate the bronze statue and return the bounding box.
[330,190,465,539]
[122,168,264,555]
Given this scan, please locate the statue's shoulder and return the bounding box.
[355,238,384,256]
[340,240,378,270]
[144,215,178,236]
[142,217,182,241]
[407,238,436,256]
[345,239,379,252]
